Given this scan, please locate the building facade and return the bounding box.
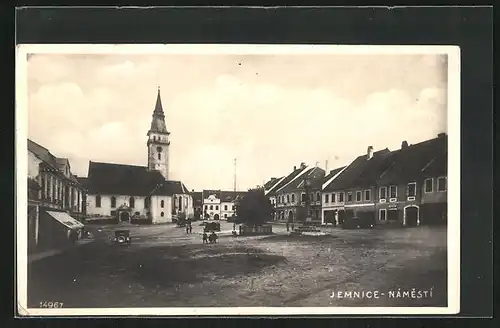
[375,134,448,227]
[322,146,392,225]
[274,163,326,224]
[83,88,193,223]
[27,139,87,252]
[201,190,247,220]
[320,166,347,225]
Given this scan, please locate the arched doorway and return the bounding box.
[338,210,346,225]
[288,211,294,223]
[404,206,419,227]
[214,214,220,220]
[120,211,130,222]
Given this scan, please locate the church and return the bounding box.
[81,88,194,224]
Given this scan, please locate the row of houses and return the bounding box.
[264,133,448,227]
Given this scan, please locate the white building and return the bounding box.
[202,190,247,220]
[82,88,193,224]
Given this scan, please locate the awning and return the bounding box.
[46,211,85,230]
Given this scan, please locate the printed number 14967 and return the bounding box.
[39,301,63,308]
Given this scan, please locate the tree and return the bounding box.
[236,187,274,226]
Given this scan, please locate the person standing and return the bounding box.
[202,232,208,244]
[286,221,290,232]
[189,223,193,234]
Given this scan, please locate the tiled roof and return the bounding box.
[378,135,447,185]
[220,191,248,202]
[323,148,391,191]
[421,151,447,177]
[28,139,60,171]
[202,190,221,199]
[192,192,203,205]
[28,139,81,186]
[264,177,282,190]
[322,166,346,184]
[266,166,307,197]
[279,167,326,193]
[86,161,186,196]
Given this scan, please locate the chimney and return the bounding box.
[367,146,374,160]
[438,133,446,138]
[300,162,306,169]
[401,141,409,149]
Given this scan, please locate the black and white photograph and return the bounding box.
[16,44,460,315]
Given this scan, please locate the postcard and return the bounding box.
[16,43,460,316]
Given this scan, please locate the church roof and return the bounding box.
[149,87,169,134]
[85,161,188,197]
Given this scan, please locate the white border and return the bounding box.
[16,44,461,316]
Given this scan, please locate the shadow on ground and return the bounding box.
[27,242,285,307]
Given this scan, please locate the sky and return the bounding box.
[27,51,448,191]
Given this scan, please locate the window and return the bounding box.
[153,136,156,141]
[161,200,164,208]
[331,193,335,203]
[301,193,306,202]
[338,192,344,202]
[379,187,387,199]
[111,196,116,208]
[424,178,433,193]
[347,192,352,202]
[379,209,387,221]
[356,191,362,202]
[204,205,208,210]
[437,177,447,191]
[216,205,219,210]
[96,195,101,207]
[110,210,116,216]
[325,194,329,203]
[232,205,235,210]
[158,153,161,160]
[365,190,371,201]
[286,195,290,203]
[161,211,164,217]
[135,212,140,216]
[389,185,397,198]
[224,205,228,210]
[291,194,295,203]
[210,205,213,210]
[224,214,227,218]
[407,183,417,197]
[129,197,135,208]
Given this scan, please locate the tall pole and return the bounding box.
[234,158,237,193]
[325,159,328,172]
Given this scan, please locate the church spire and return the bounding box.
[149,86,168,134]
[154,85,164,116]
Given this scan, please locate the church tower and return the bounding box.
[147,86,170,179]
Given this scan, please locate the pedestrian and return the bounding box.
[286,221,289,232]
[233,222,236,231]
[186,224,189,234]
[202,232,208,244]
[189,224,193,234]
[209,231,218,244]
[291,222,295,231]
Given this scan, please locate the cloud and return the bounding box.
[27,53,448,189]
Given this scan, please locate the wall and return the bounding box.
[421,176,447,204]
[220,201,236,219]
[86,194,149,217]
[147,132,170,179]
[150,195,172,223]
[28,150,42,179]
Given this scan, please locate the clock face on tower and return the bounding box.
[157,146,163,153]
